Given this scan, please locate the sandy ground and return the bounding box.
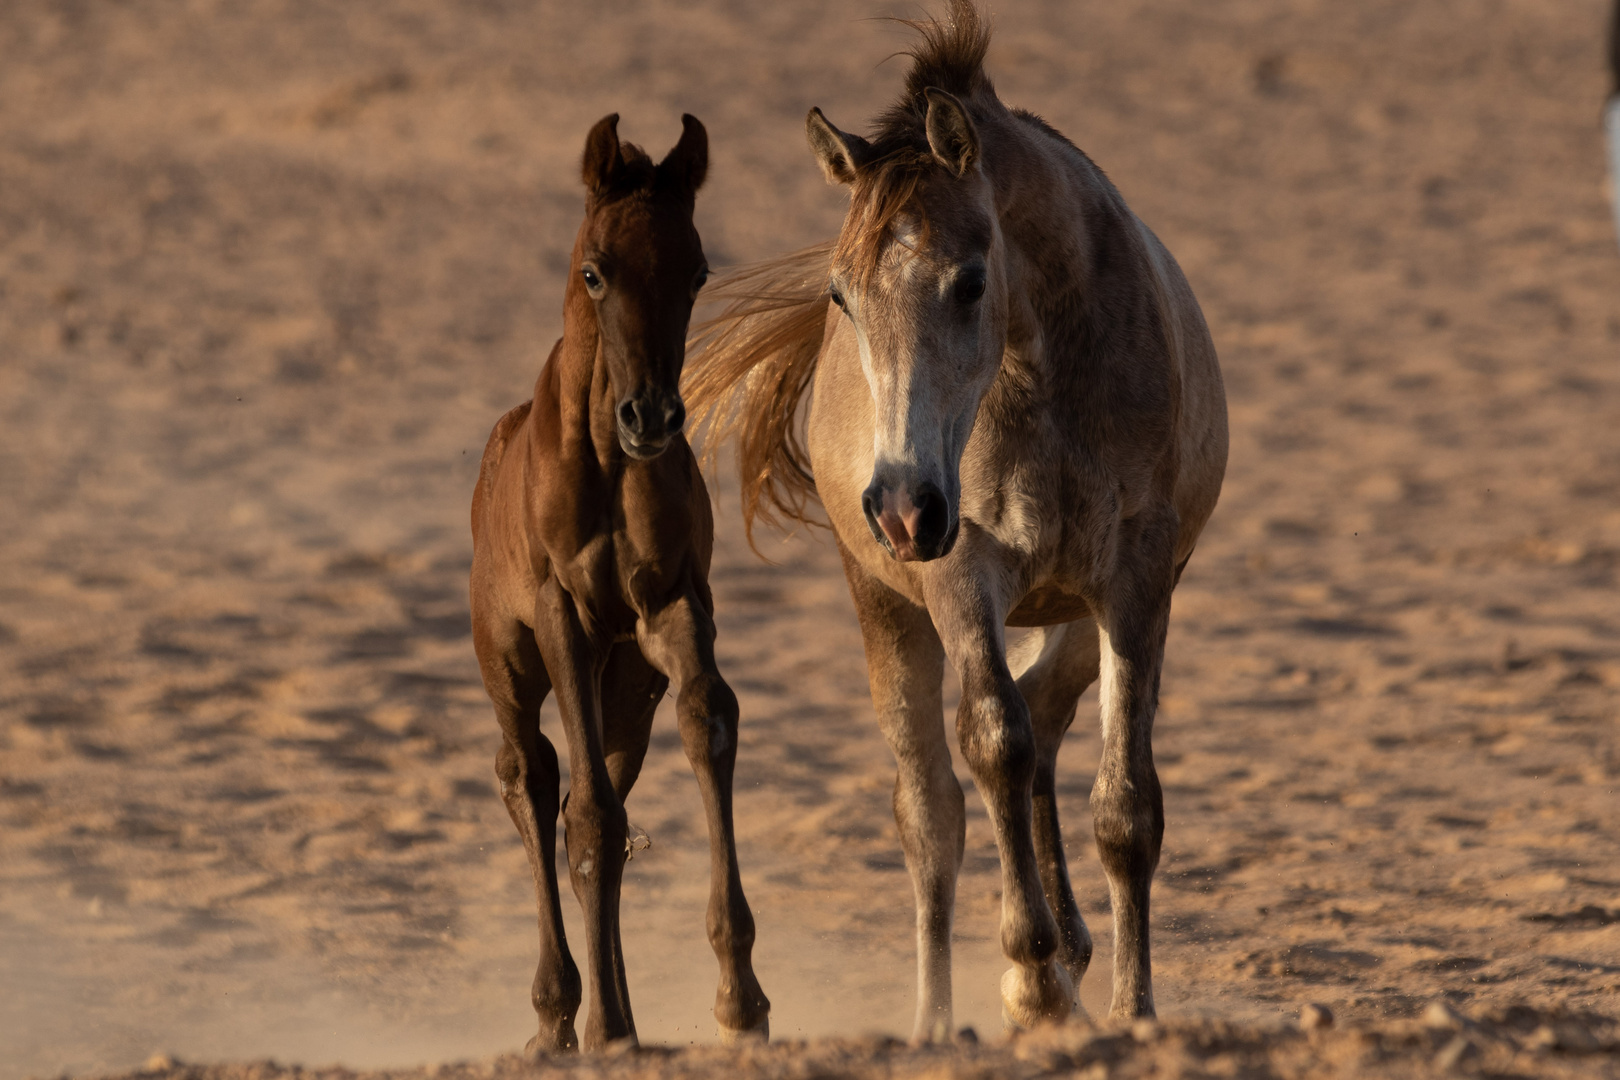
[1,0,1618,1077]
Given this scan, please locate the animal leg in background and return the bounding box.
[637,591,770,1042]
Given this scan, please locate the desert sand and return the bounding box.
[0,0,1617,1077]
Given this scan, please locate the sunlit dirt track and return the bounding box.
[0,1,1617,1076]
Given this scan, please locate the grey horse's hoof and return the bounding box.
[524,1025,579,1059]
[718,1015,770,1046]
[1000,962,1075,1031]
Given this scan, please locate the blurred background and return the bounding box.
[0,1,1616,1076]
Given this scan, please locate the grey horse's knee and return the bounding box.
[1090,773,1164,879]
[957,690,1036,790]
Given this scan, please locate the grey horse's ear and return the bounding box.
[806,107,873,185]
[923,88,980,178]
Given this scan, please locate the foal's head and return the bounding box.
[574,113,709,460]
[808,89,1004,562]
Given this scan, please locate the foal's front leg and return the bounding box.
[531,578,635,1049]
[637,589,770,1043]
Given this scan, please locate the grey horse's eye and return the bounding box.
[955,267,986,305]
[828,284,846,309]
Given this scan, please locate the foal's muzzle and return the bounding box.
[861,472,957,562]
[616,389,686,460]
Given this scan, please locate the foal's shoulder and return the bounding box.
[478,400,532,492]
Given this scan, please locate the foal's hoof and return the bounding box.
[1000,962,1075,1031]
[717,1015,770,1046]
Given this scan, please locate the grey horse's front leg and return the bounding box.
[840,543,962,1043]
[638,590,770,1044]
[1009,619,1103,1013]
[930,585,1070,1030]
[1092,512,1179,1019]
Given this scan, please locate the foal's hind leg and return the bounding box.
[637,590,770,1044]
[600,643,669,803]
[841,545,961,1044]
[1008,620,1102,1017]
[593,642,669,996]
[473,616,580,1054]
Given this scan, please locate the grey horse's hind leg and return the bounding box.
[1008,619,1102,1016]
[1092,513,1178,1020]
[840,542,961,1044]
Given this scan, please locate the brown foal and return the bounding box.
[470,113,770,1053]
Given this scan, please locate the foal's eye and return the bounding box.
[693,267,710,294]
[581,267,605,295]
[955,268,987,305]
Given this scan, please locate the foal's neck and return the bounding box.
[549,277,624,472]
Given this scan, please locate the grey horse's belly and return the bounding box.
[1005,584,1092,627]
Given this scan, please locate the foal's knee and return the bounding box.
[565,775,627,868]
[677,674,739,765]
[496,741,522,798]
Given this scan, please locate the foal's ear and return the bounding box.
[582,113,623,194]
[806,107,873,185]
[657,113,708,196]
[923,88,980,178]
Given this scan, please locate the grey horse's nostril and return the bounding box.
[860,485,887,544]
[913,483,949,550]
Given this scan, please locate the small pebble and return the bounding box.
[1423,1000,1467,1031]
[1299,1003,1334,1031]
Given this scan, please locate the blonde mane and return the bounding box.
[683,243,832,548]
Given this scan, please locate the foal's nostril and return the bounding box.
[617,399,640,435]
[665,398,686,434]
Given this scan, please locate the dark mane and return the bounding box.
[593,142,658,202]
